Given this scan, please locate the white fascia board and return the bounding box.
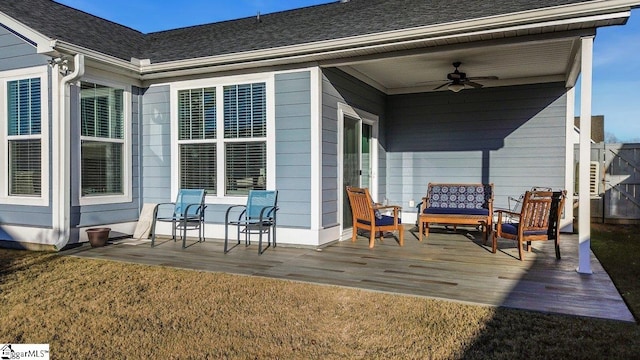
[139,3,634,78]
[0,11,53,53]
[51,40,140,74]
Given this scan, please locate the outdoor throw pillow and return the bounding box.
[371,200,383,219]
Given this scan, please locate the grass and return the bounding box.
[591,223,640,321]
[0,227,639,359]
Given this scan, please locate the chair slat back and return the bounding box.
[246,190,278,219]
[175,189,205,216]
[346,186,374,222]
[520,190,566,233]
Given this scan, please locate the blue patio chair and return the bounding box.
[151,189,206,248]
[224,190,278,255]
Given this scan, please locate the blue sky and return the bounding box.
[57,0,640,142]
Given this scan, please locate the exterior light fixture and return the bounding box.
[448,83,465,92]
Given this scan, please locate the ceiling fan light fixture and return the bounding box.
[448,83,465,92]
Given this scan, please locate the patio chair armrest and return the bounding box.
[225,205,247,222]
[259,205,278,221]
[494,209,519,224]
[374,204,401,211]
[182,203,206,219]
[495,209,519,217]
[153,202,178,219]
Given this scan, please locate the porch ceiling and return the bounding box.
[336,34,583,95]
[328,12,630,96]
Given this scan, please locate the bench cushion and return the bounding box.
[357,215,400,226]
[423,208,489,216]
[498,223,549,236]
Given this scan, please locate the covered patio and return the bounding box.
[62,228,634,323]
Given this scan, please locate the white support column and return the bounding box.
[578,36,594,274]
[564,87,575,232]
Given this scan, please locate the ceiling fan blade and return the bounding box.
[433,82,450,90]
[468,76,499,80]
[465,81,484,88]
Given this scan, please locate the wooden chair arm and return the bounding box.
[373,205,401,211]
[494,209,519,217]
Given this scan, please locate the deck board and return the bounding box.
[62,227,635,322]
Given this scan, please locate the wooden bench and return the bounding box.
[418,183,494,243]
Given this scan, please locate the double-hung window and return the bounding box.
[1,67,48,206]
[79,81,129,203]
[176,79,269,198]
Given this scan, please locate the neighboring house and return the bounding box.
[572,115,605,143]
[0,1,638,272]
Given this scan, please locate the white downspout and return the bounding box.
[53,54,85,250]
[577,37,593,274]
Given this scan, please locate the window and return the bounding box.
[7,78,41,197]
[80,82,125,198]
[178,88,217,194]
[1,67,48,207]
[176,81,268,197]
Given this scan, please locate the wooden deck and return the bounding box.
[62,226,635,322]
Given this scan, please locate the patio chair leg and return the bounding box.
[182,218,187,249]
[398,225,404,246]
[369,229,375,248]
[272,223,276,248]
[555,239,561,260]
[491,232,498,254]
[151,212,157,247]
[172,219,176,242]
[224,223,229,253]
[518,241,525,261]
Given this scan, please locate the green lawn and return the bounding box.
[591,223,640,321]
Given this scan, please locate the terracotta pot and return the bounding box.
[86,228,111,247]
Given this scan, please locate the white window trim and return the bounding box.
[78,76,132,206]
[170,73,276,205]
[0,66,50,207]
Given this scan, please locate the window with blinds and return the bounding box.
[223,83,266,195]
[177,82,267,197]
[225,142,266,195]
[80,82,125,196]
[178,88,216,140]
[224,83,266,138]
[179,143,216,193]
[7,78,42,196]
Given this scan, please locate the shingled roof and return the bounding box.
[0,0,601,63]
[0,0,144,61]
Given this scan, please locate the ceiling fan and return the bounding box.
[433,62,498,92]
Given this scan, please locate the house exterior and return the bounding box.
[0,0,638,271]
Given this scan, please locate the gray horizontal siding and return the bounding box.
[0,206,51,227]
[141,85,172,205]
[321,68,387,228]
[0,26,48,71]
[0,29,52,228]
[386,82,567,210]
[275,71,312,228]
